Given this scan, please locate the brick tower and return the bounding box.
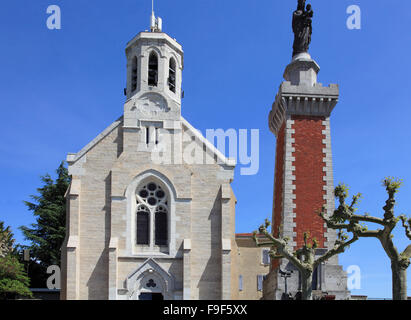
[263,51,351,300]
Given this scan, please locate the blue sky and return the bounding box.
[0,0,410,299]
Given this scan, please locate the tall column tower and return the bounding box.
[263,1,350,300]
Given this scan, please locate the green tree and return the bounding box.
[0,255,33,300]
[0,222,32,300]
[320,178,411,300]
[20,162,70,270]
[0,221,15,258]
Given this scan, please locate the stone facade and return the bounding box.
[60,27,239,300]
[235,234,271,300]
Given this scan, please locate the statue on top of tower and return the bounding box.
[292,0,314,57]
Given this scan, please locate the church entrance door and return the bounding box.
[138,292,164,300]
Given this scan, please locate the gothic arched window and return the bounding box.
[148,52,158,87]
[136,181,168,247]
[131,56,138,92]
[168,58,176,93]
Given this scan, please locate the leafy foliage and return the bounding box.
[0,255,32,300]
[20,162,70,268]
[0,223,32,300]
[0,221,15,258]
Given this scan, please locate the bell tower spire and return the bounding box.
[122,7,184,151]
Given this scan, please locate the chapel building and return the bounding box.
[61,14,242,300]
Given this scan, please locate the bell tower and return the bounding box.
[123,9,184,151]
[124,18,183,105]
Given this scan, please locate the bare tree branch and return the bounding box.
[350,214,388,226]
[400,216,411,241]
[315,234,358,267]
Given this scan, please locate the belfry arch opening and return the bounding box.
[148,52,158,87]
[131,56,138,92]
[168,58,176,93]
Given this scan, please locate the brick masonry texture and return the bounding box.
[291,115,326,248]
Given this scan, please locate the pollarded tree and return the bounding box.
[254,220,358,300]
[320,178,411,300]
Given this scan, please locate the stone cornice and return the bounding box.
[269,82,339,136]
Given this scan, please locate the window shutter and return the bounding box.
[262,249,270,265]
[137,211,149,245]
[257,275,264,291]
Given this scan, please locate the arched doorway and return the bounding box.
[126,258,175,300]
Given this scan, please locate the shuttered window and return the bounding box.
[257,275,264,291]
[262,249,270,265]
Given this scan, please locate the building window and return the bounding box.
[239,275,243,291]
[257,275,264,291]
[155,206,168,245]
[262,249,270,265]
[136,206,149,245]
[136,182,168,247]
[143,124,162,146]
[168,58,176,93]
[131,56,138,92]
[148,52,158,87]
[146,127,150,145]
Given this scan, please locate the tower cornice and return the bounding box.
[268,57,339,136]
[126,32,183,59]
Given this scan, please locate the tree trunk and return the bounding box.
[391,260,407,300]
[301,271,313,300]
